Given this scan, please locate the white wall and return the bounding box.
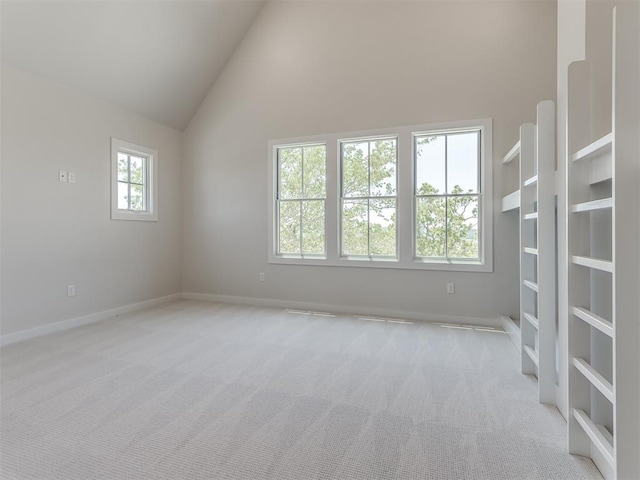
[182,0,557,321]
[1,64,183,337]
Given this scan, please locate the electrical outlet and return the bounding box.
[58,170,68,182]
[68,171,76,183]
[259,272,265,282]
[67,285,75,297]
[447,283,455,294]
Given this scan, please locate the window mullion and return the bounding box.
[367,198,371,257]
[127,155,132,210]
[367,141,371,256]
[300,147,305,255]
[299,200,303,255]
[444,136,449,258]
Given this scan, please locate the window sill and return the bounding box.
[268,255,492,272]
[111,210,158,222]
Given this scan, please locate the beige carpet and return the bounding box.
[1,300,600,479]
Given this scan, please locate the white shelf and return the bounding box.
[523,312,539,330]
[573,409,615,468]
[523,279,539,293]
[523,247,538,256]
[524,212,538,220]
[524,175,538,187]
[566,8,640,478]
[572,133,613,162]
[571,197,613,213]
[572,307,614,338]
[501,190,520,212]
[524,345,539,367]
[573,357,614,403]
[571,255,614,273]
[502,140,521,164]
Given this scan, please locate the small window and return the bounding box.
[341,137,397,258]
[414,130,480,260]
[111,138,158,221]
[276,144,326,257]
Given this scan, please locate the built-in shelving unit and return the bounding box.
[501,190,520,213]
[566,5,639,479]
[519,101,556,405]
[501,101,557,405]
[501,139,521,213]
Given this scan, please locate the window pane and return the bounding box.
[301,200,325,255]
[130,184,145,211]
[303,145,326,199]
[279,147,303,199]
[342,199,368,255]
[447,132,479,194]
[415,135,445,195]
[130,156,145,185]
[369,198,396,256]
[447,196,479,258]
[117,182,129,210]
[117,153,129,182]
[416,197,446,257]
[370,139,396,196]
[342,142,369,198]
[278,201,301,254]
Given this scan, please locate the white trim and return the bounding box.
[0,293,181,347]
[0,292,503,347]
[111,138,158,222]
[501,315,521,352]
[182,292,502,328]
[267,118,493,273]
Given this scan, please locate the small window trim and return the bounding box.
[111,138,158,222]
[267,118,493,272]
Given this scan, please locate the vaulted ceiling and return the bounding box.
[1,0,266,130]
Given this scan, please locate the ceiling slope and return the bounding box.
[1,0,266,130]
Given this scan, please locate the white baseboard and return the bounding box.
[501,315,521,352]
[182,292,503,328]
[1,291,504,347]
[0,293,182,347]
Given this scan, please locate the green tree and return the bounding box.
[415,183,478,259]
[278,145,326,255]
[277,138,478,259]
[342,139,397,256]
[117,154,146,211]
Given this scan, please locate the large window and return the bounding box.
[415,130,480,260]
[341,138,397,258]
[111,138,158,221]
[276,144,326,257]
[268,118,492,271]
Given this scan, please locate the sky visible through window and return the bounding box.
[415,131,479,195]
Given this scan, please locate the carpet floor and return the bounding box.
[1,300,600,479]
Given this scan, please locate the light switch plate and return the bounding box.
[58,170,68,182]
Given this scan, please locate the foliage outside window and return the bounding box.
[117,152,148,212]
[415,130,480,260]
[268,118,492,272]
[111,138,158,222]
[341,138,397,257]
[277,144,326,256]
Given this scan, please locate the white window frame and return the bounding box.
[413,127,483,264]
[275,142,328,259]
[340,136,399,260]
[267,118,493,272]
[111,138,158,222]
